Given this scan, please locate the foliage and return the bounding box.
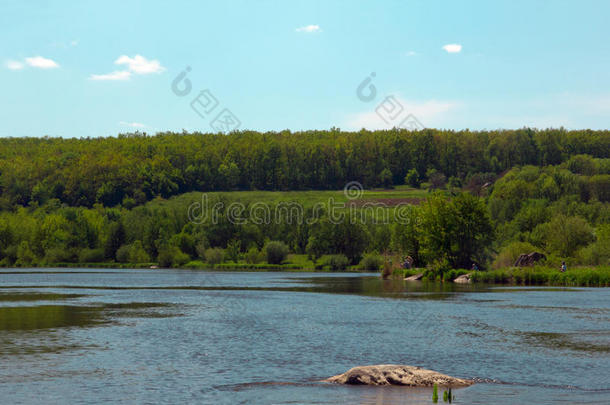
[0,129,606,271]
[323,254,349,271]
[470,266,610,286]
[359,254,383,271]
[535,215,595,257]
[405,169,420,188]
[419,192,493,268]
[204,248,224,265]
[158,245,189,267]
[265,241,289,264]
[78,248,105,263]
[427,169,447,189]
[0,128,607,209]
[493,241,539,268]
[225,239,241,263]
[129,240,151,263]
[244,246,263,264]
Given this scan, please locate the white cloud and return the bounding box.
[115,54,165,74]
[406,51,417,56]
[89,71,132,81]
[70,40,79,47]
[296,25,321,33]
[91,54,164,81]
[25,56,59,69]
[345,97,458,130]
[5,60,24,70]
[442,44,462,53]
[120,121,146,128]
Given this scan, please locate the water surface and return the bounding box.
[1,268,608,404]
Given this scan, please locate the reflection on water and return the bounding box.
[0,305,105,331]
[0,292,86,302]
[0,269,608,404]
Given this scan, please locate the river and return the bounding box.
[1,268,608,404]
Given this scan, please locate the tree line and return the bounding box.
[0,129,607,270]
[0,128,608,209]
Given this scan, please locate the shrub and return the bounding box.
[542,215,595,257]
[128,240,150,263]
[195,238,208,259]
[115,244,131,263]
[359,254,383,271]
[43,247,75,264]
[157,245,189,267]
[444,269,468,281]
[78,248,105,263]
[204,248,224,265]
[378,168,393,188]
[427,169,447,189]
[265,241,289,264]
[245,247,262,264]
[405,169,420,188]
[448,176,462,188]
[425,258,452,280]
[324,254,349,271]
[225,240,241,263]
[183,260,205,269]
[493,241,539,269]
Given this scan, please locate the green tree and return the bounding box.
[265,241,289,264]
[419,193,493,268]
[378,168,393,188]
[104,222,125,260]
[225,239,241,263]
[129,240,151,263]
[541,215,595,257]
[405,169,420,188]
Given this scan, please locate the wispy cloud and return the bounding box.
[296,25,321,33]
[90,54,164,81]
[5,60,24,70]
[115,54,164,74]
[345,97,458,130]
[442,44,462,53]
[51,39,79,48]
[406,51,417,56]
[90,71,132,81]
[120,121,146,128]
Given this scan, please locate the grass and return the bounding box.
[470,266,610,287]
[159,185,437,209]
[181,254,364,272]
[6,259,609,286]
[398,266,610,287]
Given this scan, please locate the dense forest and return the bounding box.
[1,128,608,208]
[0,128,608,270]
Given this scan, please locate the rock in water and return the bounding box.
[453,274,472,284]
[324,365,474,387]
[404,273,424,281]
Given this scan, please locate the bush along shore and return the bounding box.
[398,266,610,287]
[4,258,608,287]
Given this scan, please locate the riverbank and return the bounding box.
[2,261,609,286]
[400,266,610,287]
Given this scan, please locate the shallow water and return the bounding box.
[0,268,608,404]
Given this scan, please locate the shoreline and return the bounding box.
[1,263,608,286]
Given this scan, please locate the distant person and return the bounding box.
[471,263,479,271]
[560,261,567,272]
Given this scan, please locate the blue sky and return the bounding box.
[1,0,609,137]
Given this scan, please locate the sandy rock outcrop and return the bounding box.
[324,365,474,387]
